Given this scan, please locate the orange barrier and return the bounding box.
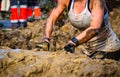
[27,8,33,18]
[10,8,18,21]
[19,7,27,20]
[34,7,41,19]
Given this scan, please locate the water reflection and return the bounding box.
[0,49,21,59]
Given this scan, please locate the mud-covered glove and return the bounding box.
[64,43,75,53]
[89,51,106,59]
[64,37,80,53]
[36,38,50,51]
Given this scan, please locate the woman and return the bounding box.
[37,0,120,60]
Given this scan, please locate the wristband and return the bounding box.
[71,37,79,46]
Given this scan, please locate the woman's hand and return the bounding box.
[36,38,50,51]
[64,43,75,53]
[64,37,79,53]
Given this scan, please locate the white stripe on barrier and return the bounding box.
[11,20,18,23]
[19,19,26,22]
[20,5,27,8]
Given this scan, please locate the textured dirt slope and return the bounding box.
[0,48,120,77]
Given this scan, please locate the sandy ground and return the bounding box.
[0,48,120,77]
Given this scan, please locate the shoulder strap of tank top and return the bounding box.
[87,0,91,12]
[68,0,72,11]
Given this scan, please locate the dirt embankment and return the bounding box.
[0,48,120,77]
[0,1,120,77]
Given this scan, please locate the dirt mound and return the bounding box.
[0,19,120,77]
[0,48,120,77]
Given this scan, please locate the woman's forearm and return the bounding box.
[44,18,54,38]
[76,27,99,44]
[43,0,68,39]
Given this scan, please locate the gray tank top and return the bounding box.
[68,0,120,52]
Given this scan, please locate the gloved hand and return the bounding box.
[36,41,50,51]
[64,43,75,53]
[36,37,50,51]
[64,37,80,53]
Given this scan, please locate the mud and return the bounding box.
[0,48,120,77]
[0,1,120,77]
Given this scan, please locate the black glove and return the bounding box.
[89,51,106,59]
[64,43,75,53]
